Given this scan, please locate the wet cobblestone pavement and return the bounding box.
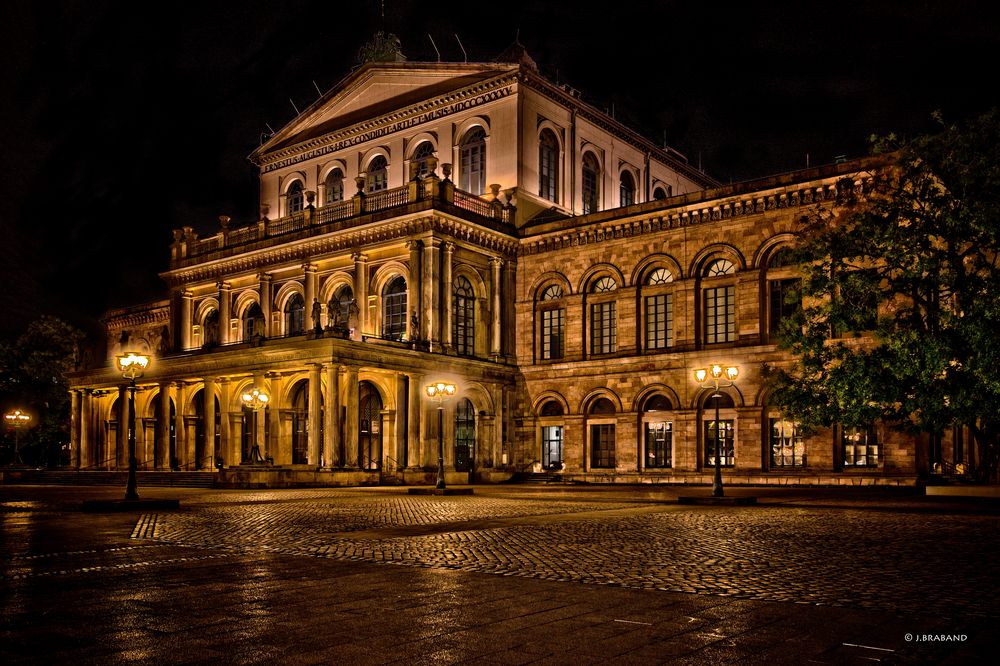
[2,485,998,664]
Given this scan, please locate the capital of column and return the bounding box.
[404,239,423,250]
[302,262,318,273]
[217,280,232,291]
[443,241,455,254]
[489,255,504,267]
[352,252,368,263]
[181,289,194,300]
[257,272,273,283]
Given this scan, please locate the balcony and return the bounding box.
[169,177,515,269]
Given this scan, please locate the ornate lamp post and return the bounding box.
[694,364,739,497]
[425,381,456,489]
[117,352,151,501]
[241,386,269,463]
[4,409,31,466]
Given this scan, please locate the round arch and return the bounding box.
[577,263,627,294]
[319,271,354,305]
[406,132,438,159]
[273,280,305,313]
[360,146,391,172]
[357,371,395,412]
[752,232,800,270]
[692,385,746,410]
[531,390,570,416]
[369,260,410,297]
[319,159,348,182]
[452,263,488,300]
[689,243,747,277]
[529,271,572,300]
[454,115,491,142]
[579,388,624,415]
[460,381,496,416]
[630,253,683,286]
[233,289,261,318]
[630,384,682,413]
[281,171,307,194]
[536,120,564,151]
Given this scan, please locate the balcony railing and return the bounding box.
[172,176,515,263]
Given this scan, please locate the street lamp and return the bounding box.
[694,363,739,497]
[117,352,151,501]
[241,386,269,464]
[425,381,456,489]
[4,409,31,466]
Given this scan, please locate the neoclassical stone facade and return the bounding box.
[66,54,943,486]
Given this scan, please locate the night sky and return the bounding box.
[2,0,998,340]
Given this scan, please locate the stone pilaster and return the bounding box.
[490,256,503,357]
[218,281,232,344]
[202,378,216,469]
[180,290,193,350]
[156,382,171,469]
[70,390,81,469]
[324,365,340,468]
[307,364,322,465]
[344,367,359,468]
[442,242,455,348]
[352,253,368,338]
[258,273,273,338]
[406,240,422,341]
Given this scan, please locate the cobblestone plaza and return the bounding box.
[3,485,998,664]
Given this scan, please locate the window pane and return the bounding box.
[645,294,673,350]
[453,276,475,354]
[769,418,804,467]
[591,424,615,468]
[842,425,878,466]
[460,128,486,194]
[704,286,736,343]
[645,421,672,468]
[542,308,564,360]
[539,131,558,202]
[542,426,563,469]
[582,153,599,214]
[704,419,734,466]
[768,278,800,341]
[382,277,407,339]
[590,302,617,354]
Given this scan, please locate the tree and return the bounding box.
[767,110,1000,482]
[0,316,85,467]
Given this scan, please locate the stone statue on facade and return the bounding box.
[328,296,342,329]
[311,298,322,333]
[347,299,360,333]
[410,309,420,341]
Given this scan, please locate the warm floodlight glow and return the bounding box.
[4,409,30,425]
[241,387,269,410]
[426,382,456,399]
[694,368,708,383]
[116,352,151,379]
[710,364,723,379]
[726,366,739,381]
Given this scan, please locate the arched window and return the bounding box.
[653,186,667,200]
[539,129,558,202]
[588,397,616,469]
[453,276,475,355]
[766,247,801,343]
[642,394,672,469]
[382,276,407,340]
[460,127,487,195]
[703,258,737,344]
[324,169,344,205]
[284,293,305,336]
[704,392,735,467]
[330,284,353,329]
[202,308,220,347]
[242,302,264,341]
[359,382,383,470]
[538,284,565,361]
[366,155,388,193]
[454,398,475,473]
[287,180,304,215]
[582,152,600,214]
[620,171,636,207]
[411,141,435,179]
[290,381,309,464]
[643,268,675,351]
[589,276,617,355]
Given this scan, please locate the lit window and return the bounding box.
[646,268,673,285]
[644,394,672,469]
[454,398,475,473]
[460,127,486,195]
[592,276,617,293]
[843,425,879,467]
[588,397,616,469]
[540,285,563,300]
[705,258,735,277]
[770,418,804,467]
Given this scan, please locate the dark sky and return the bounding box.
[1,0,998,339]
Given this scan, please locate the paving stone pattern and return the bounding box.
[143,493,1000,620]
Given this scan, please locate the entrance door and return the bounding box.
[454,399,475,474]
[359,382,383,470]
[542,426,563,470]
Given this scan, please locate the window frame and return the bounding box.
[453,275,475,355]
[459,127,486,195]
[538,129,559,203]
[582,152,600,214]
[641,268,675,352]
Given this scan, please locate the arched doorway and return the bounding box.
[454,398,475,475]
[359,381,383,470]
[539,400,564,470]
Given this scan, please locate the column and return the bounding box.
[174,382,187,469]
[304,262,318,328]
[265,372,281,463]
[203,378,216,469]
[156,382,171,469]
[307,364,322,465]
[352,253,368,337]
[218,281,232,344]
[503,260,516,358]
[218,379,231,467]
[407,373,422,469]
[70,390,81,469]
[442,241,454,348]
[258,273,273,338]
[180,290,193,350]
[80,389,92,468]
[324,364,340,468]
[406,240,422,340]
[490,256,503,357]
[117,385,128,468]
[421,238,439,346]
[395,374,407,466]
[344,367,359,468]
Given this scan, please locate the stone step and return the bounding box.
[6,470,217,488]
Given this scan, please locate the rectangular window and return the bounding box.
[704,285,736,344]
[645,422,672,468]
[768,278,800,341]
[644,294,673,350]
[590,302,617,355]
[590,424,616,468]
[704,419,734,467]
[769,418,804,467]
[842,425,879,467]
[541,308,565,360]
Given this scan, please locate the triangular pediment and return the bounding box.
[253,62,517,161]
